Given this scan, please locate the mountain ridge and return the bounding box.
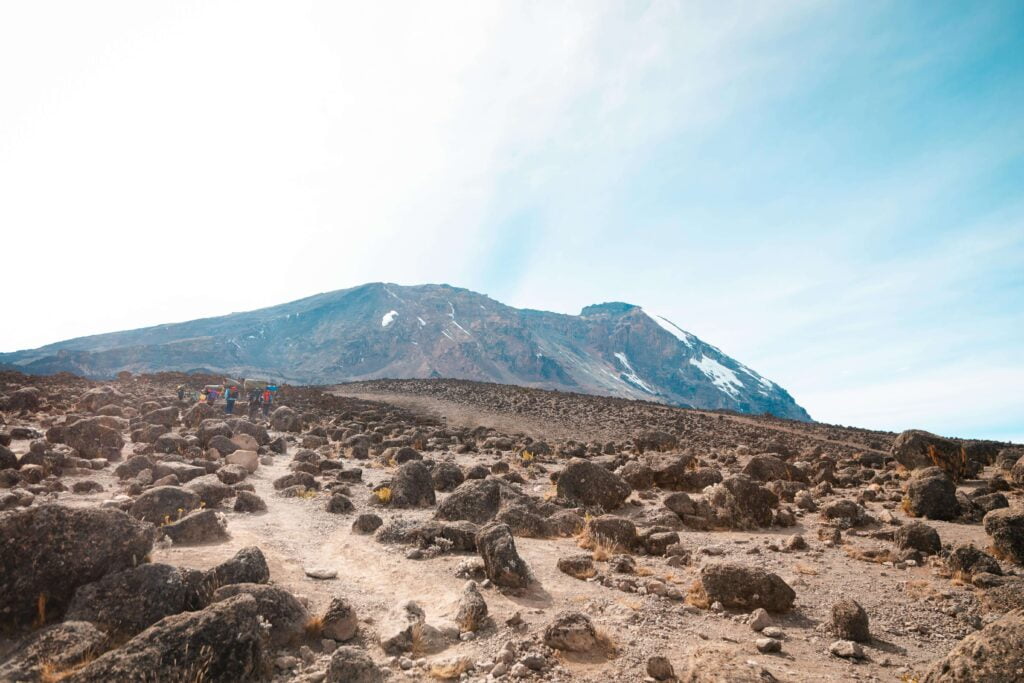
[0,282,811,421]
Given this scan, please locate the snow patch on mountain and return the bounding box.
[614,352,655,394]
[644,310,695,348]
[689,356,744,398]
[382,311,398,327]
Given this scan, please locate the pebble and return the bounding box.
[755,637,782,653]
[304,567,338,580]
[749,608,771,631]
[829,640,864,659]
[761,626,784,639]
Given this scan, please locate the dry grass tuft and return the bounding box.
[594,627,619,656]
[304,615,325,639]
[39,653,97,683]
[374,487,393,505]
[794,562,819,576]
[905,580,938,599]
[844,546,893,564]
[685,580,710,609]
[901,496,913,515]
[428,657,473,680]
[34,593,47,628]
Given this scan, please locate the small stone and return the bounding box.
[646,655,675,680]
[305,567,338,580]
[748,608,771,631]
[275,655,300,670]
[829,640,864,659]
[761,626,784,639]
[756,638,782,653]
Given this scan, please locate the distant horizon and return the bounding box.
[2,280,1020,445]
[2,2,1021,446]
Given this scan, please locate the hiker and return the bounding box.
[176,385,185,401]
[225,386,237,415]
[261,389,272,417]
[247,390,261,419]
[199,388,208,404]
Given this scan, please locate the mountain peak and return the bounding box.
[580,302,639,317]
[0,283,810,421]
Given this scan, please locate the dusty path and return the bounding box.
[335,386,890,455]
[334,390,580,441]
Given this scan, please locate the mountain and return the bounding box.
[0,283,811,420]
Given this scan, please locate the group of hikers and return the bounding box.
[176,380,276,419]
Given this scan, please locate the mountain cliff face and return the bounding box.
[0,283,811,420]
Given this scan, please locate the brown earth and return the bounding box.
[0,371,1021,682]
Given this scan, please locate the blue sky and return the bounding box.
[1,1,1021,442]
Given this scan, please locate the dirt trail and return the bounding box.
[336,387,889,455]
[335,390,580,441]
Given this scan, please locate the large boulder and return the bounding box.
[476,522,531,589]
[0,444,17,470]
[923,608,1024,682]
[64,594,264,683]
[455,581,488,633]
[580,514,637,552]
[270,406,302,432]
[0,505,157,628]
[984,509,1024,565]
[161,509,228,545]
[77,386,124,412]
[65,563,199,639]
[556,458,631,509]
[1011,458,1024,486]
[894,521,941,555]
[892,430,966,480]
[647,453,701,489]
[389,461,436,508]
[706,475,778,529]
[184,474,235,508]
[831,598,870,642]
[321,597,359,642]
[151,461,206,483]
[129,486,202,525]
[0,621,108,681]
[206,546,270,588]
[434,478,502,524]
[140,406,179,429]
[431,461,464,491]
[543,611,598,652]
[226,449,259,473]
[182,402,219,428]
[326,646,384,683]
[62,417,125,460]
[946,544,1002,578]
[905,467,960,520]
[742,454,807,483]
[697,562,795,612]
[3,387,42,412]
[212,583,308,647]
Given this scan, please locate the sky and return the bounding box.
[1,1,1022,443]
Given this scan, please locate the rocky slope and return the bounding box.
[0,371,1021,683]
[0,283,810,420]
